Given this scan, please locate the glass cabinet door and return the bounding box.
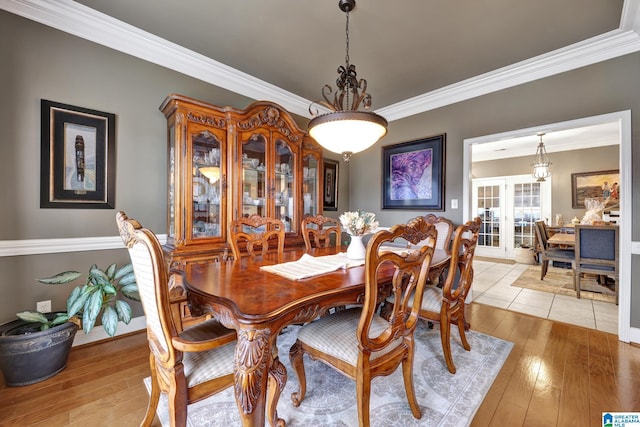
[274,138,295,232]
[167,124,176,240]
[302,154,319,217]
[191,129,224,240]
[240,133,267,219]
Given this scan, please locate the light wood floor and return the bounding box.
[1,302,639,427]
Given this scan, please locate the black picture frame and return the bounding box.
[40,99,116,209]
[382,134,446,210]
[571,169,620,209]
[323,159,339,211]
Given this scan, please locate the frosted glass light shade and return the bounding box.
[308,110,387,159]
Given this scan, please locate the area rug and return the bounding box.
[511,265,616,303]
[145,323,513,427]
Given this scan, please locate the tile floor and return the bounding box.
[471,259,618,334]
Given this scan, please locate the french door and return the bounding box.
[472,175,551,259]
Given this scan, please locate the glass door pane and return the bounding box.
[191,130,223,239]
[168,125,175,239]
[477,184,502,248]
[513,182,542,248]
[274,139,294,232]
[302,154,318,217]
[241,133,267,219]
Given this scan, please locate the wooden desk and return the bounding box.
[547,233,575,247]
[183,246,449,426]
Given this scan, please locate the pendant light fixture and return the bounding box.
[307,0,388,161]
[531,132,551,182]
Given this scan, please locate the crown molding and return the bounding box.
[1,0,313,117]
[2,0,640,122]
[377,29,640,121]
[621,0,640,32]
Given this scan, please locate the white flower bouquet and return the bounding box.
[339,210,379,236]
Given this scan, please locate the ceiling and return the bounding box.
[3,0,640,154]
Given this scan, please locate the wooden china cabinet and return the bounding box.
[160,94,323,267]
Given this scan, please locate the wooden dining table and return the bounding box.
[182,245,450,427]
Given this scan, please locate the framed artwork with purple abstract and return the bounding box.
[382,134,446,210]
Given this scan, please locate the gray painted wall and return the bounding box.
[0,10,345,325]
[473,145,619,222]
[1,10,638,329]
[349,53,640,327]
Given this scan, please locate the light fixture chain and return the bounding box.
[345,8,351,108]
[345,9,350,70]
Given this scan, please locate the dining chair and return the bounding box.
[288,216,438,427]
[420,214,454,284]
[229,214,286,259]
[301,214,342,252]
[409,216,482,374]
[534,220,574,280]
[116,212,237,427]
[573,224,619,304]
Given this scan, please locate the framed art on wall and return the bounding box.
[571,169,619,209]
[40,99,116,208]
[323,159,338,211]
[382,134,446,210]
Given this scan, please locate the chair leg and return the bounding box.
[141,355,161,427]
[540,260,549,280]
[575,271,581,299]
[289,340,307,407]
[440,310,456,374]
[457,314,471,352]
[167,372,189,427]
[356,369,372,427]
[267,355,287,427]
[401,346,422,419]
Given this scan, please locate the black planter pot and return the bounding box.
[0,313,78,386]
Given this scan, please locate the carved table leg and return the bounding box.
[234,328,272,427]
[267,355,287,427]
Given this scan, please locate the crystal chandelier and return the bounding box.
[307,0,388,162]
[531,132,551,182]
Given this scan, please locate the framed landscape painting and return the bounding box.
[382,134,446,210]
[571,169,619,209]
[40,99,116,209]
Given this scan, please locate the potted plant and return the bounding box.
[0,263,138,386]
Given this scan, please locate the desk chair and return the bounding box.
[229,214,285,260]
[289,217,438,427]
[116,212,237,427]
[534,220,574,280]
[301,214,342,251]
[574,224,619,304]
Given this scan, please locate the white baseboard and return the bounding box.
[72,316,146,346]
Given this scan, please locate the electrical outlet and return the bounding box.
[451,199,458,209]
[36,300,51,313]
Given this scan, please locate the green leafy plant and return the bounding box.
[16,263,139,337]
